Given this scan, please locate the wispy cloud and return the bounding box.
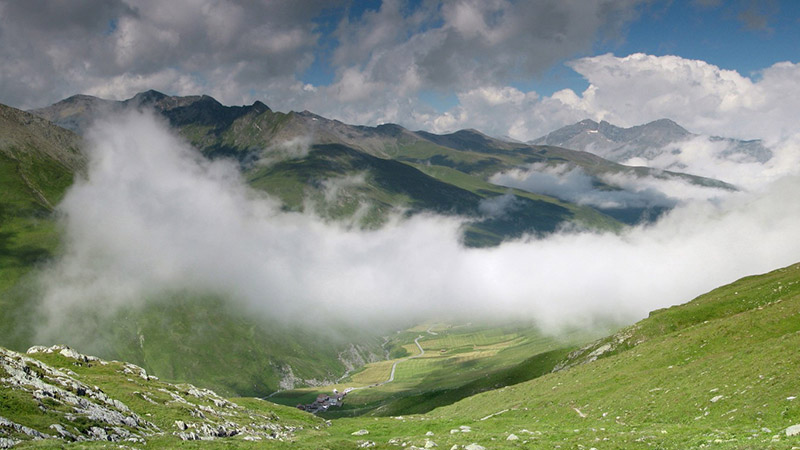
[489,163,729,210]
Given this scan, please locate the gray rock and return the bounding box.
[0,438,20,449]
[786,424,800,436]
[88,426,107,440]
[0,416,51,439]
[49,423,79,441]
[177,431,200,441]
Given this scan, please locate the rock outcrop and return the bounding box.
[0,345,304,447]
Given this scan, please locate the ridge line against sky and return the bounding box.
[1,0,799,141]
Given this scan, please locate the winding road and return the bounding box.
[382,335,425,385]
[351,335,426,390]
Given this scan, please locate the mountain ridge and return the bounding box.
[532,117,772,167]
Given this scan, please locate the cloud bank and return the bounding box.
[0,0,643,112]
[36,111,800,341]
[427,54,800,143]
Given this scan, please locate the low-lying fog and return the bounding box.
[35,110,800,342]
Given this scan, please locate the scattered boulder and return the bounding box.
[507,433,519,440]
[786,424,800,436]
[352,429,370,436]
[465,444,486,450]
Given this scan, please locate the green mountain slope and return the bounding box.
[34,90,733,244]
[0,104,84,347]
[34,92,630,244]
[305,263,800,449]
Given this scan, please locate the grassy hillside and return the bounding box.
[37,295,386,399]
[0,104,84,348]
[303,263,800,449]
[5,264,800,448]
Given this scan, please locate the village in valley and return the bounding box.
[295,387,354,414]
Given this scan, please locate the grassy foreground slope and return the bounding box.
[0,345,322,448]
[4,264,800,448]
[305,263,800,449]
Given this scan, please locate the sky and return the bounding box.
[1,0,799,142]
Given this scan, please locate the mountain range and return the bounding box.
[33,91,734,237]
[531,117,772,169]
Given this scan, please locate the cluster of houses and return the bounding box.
[296,388,353,414]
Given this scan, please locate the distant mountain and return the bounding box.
[531,118,772,167]
[0,103,84,207]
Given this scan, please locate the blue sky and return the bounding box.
[298,0,799,105]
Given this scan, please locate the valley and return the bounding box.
[3,263,800,448]
[1,92,799,449]
[268,323,595,418]
[4,3,800,448]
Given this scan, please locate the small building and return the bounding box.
[296,389,350,414]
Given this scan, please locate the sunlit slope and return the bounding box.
[6,263,800,448]
[369,263,800,449]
